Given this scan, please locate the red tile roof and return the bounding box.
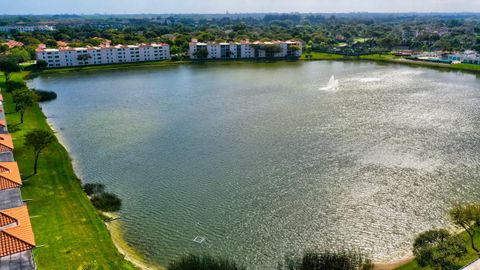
[3,40,24,49]
[0,213,16,228]
[0,134,13,153]
[0,162,22,190]
[0,205,36,257]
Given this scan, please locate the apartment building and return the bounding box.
[0,25,55,32]
[189,40,302,60]
[36,43,170,68]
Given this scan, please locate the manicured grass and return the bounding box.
[0,72,136,270]
[301,52,350,60]
[37,60,185,74]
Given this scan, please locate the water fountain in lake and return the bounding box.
[320,75,339,91]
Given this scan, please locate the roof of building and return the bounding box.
[0,162,22,190]
[0,205,35,257]
[190,40,301,46]
[2,40,24,49]
[0,134,14,153]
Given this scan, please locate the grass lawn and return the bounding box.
[0,72,136,270]
[301,52,350,60]
[38,60,184,74]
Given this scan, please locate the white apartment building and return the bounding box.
[189,40,302,60]
[36,43,170,68]
[0,25,55,32]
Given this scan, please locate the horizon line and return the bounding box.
[2,11,480,16]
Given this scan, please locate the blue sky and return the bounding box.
[3,0,480,14]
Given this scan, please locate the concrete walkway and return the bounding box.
[462,259,480,270]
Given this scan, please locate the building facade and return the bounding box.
[0,25,54,32]
[36,43,170,68]
[189,40,302,60]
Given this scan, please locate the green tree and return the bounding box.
[0,44,8,53]
[83,183,105,196]
[449,202,480,255]
[36,60,48,69]
[24,129,56,175]
[9,47,31,62]
[0,59,21,80]
[90,192,122,212]
[12,88,38,123]
[413,229,467,270]
[194,48,209,59]
[5,80,27,93]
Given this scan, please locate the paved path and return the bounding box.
[462,259,480,270]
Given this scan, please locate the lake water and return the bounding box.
[28,61,480,269]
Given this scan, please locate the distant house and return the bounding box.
[0,25,54,32]
[56,41,69,47]
[335,34,346,41]
[394,50,415,56]
[188,39,302,60]
[2,40,24,48]
[0,205,36,269]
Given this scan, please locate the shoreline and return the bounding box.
[374,257,415,270]
[41,101,162,270]
[107,216,165,270]
[27,53,480,77]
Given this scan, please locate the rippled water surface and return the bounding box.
[29,62,480,268]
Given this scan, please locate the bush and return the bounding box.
[33,89,57,102]
[168,255,245,270]
[36,60,48,68]
[91,192,122,212]
[83,183,105,196]
[279,250,373,270]
[413,229,466,270]
[171,55,182,61]
[5,80,27,93]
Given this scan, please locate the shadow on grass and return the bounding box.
[7,123,22,133]
[22,174,35,181]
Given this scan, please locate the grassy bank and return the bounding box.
[302,52,480,73]
[0,72,136,270]
[29,53,480,75]
[36,60,186,74]
[395,227,480,270]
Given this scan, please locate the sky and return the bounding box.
[2,0,480,14]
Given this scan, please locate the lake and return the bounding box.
[28,61,480,269]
